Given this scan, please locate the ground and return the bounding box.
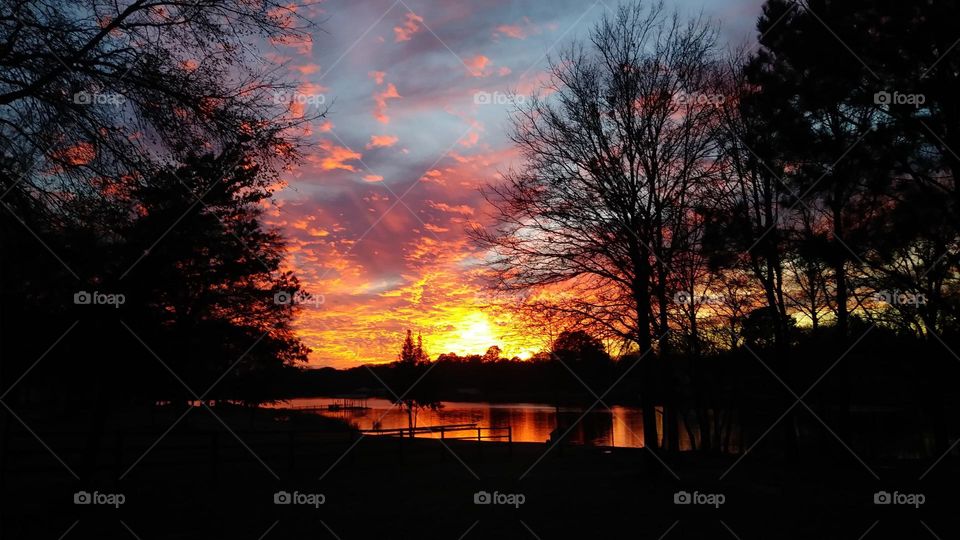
[1,406,956,539]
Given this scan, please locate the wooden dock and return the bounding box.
[360,423,512,443]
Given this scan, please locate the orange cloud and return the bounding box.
[373,83,401,124]
[366,135,399,149]
[55,142,95,166]
[318,139,362,171]
[368,71,386,85]
[294,64,321,75]
[394,12,423,42]
[419,169,444,184]
[423,223,449,233]
[363,174,384,182]
[428,201,475,216]
[467,55,491,77]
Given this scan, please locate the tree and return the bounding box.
[552,330,609,365]
[0,0,321,210]
[482,345,502,363]
[124,143,310,402]
[392,330,439,435]
[471,0,724,451]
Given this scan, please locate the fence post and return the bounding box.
[398,429,404,462]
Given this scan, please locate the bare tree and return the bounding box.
[471,1,723,451]
[0,0,323,214]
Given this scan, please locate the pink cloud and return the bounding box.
[424,223,450,233]
[294,64,321,75]
[394,12,424,42]
[495,24,526,39]
[459,131,479,147]
[366,135,399,149]
[419,169,444,184]
[373,83,401,124]
[467,55,491,77]
[428,201,475,216]
[368,71,386,85]
[363,174,384,182]
[493,18,541,41]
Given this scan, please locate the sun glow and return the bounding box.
[427,311,538,360]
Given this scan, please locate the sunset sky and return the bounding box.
[264,0,765,368]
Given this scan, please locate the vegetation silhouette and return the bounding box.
[3,0,960,538]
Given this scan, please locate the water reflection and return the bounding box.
[273,397,657,448]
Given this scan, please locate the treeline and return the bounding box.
[469,0,960,454]
[0,1,320,408]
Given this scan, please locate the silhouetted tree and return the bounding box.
[0,0,321,209]
[392,330,439,435]
[471,0,724,451]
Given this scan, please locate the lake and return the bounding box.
[272,397,671,448]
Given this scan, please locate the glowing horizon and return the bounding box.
[265,0,764,368]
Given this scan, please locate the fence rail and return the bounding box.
[360,424,512,444]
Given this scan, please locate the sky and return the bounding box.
[263,0,766,368]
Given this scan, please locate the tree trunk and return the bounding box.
[633,250,658,452]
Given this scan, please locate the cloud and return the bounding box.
[466,55,491,77]
[394,12,424,42]
[493,18,540,40]
[368,70,386,85]
[459,131,480,147]
[294,64,321,75]
[423,223,450,233]
[373,83,401,124]
[318,139,362,171]
[419,169,444,184]
[428,201,475,216]
[366,135,399,149]
[363,174,384,182]
[494,24,526,39]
